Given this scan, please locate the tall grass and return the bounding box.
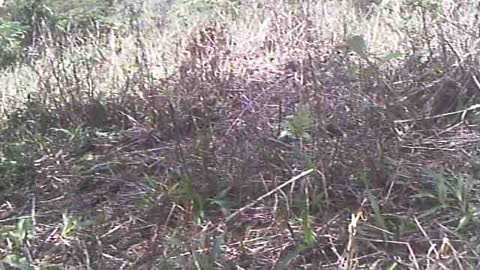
[1,0,480,269]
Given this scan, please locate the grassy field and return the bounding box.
[1,0,480,269]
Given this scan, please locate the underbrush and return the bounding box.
[1,0,480,269]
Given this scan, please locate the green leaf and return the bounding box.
[433,173,448,205]
[135,195,152,208]
[366,189,388,231]
[381,51,402,62]
[3,254,32,270]
[276,245,306,270]
[142,174,158,190]
[457,212,473,231]
[8,218,32,245]
[386,262,398,270]
[301,212,314,248]
[346,35,367,57]
[61,213,78,238]
[411,192,436,200]
[192,196,207,224]
[417,206,443,218]
[398,219,417,235]
[211,233,224,260]
[286,110,313,138]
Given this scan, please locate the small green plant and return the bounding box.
[135,174,159,208]
[54,126,88,142]
[432,171,448,206]
[277,245,308,270]
[415,169,467,209]
[7,218,33,247]
[4,98,59,136]
[2,254,31,270]
[346,35,368,59]
[136,194,153,208]
[395,218,417,236]
[208,187,232,217]
[173,173,207,223]
[292,194,314,247]
[280,109,313,140]
[366,188,388,233]
[359,170,389,239]
[301,211,314,248]
[276,195,315,269]
[0,143,37,190]
[1,218,33,270]
[412,169,477,233]
[0,20,27,66]
[61,212,79,239]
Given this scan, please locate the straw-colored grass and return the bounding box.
[1,0,480,269]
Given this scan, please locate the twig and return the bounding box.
[394,104,480,124]
[225,169,314,223]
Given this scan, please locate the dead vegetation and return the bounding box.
[1,0,480,269]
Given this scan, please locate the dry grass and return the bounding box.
[1,0,480,269]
